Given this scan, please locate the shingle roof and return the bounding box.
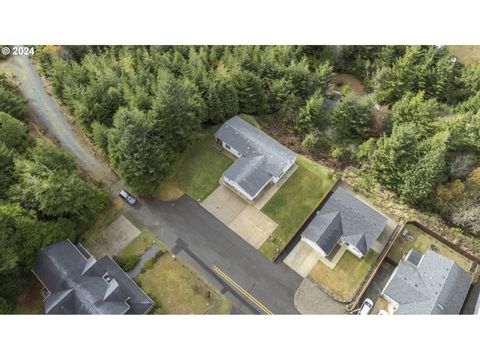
[216,116,296,198]
[32,240,154,314]
[382,250,473,315]
[301,186,387,256]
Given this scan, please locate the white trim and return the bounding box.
[301,237,327,258]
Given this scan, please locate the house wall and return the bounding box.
[271,157,296,184]
[301,237,328,258]
[346,244,364,259]
[220,140,242,159]
[223,176,255,202]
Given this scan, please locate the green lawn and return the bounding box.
[387,224,474,273]
[155,126,233,202]
[308,250,378,302]
[137,253,231,314]
[259,155,337,261]
[116,230,157,259]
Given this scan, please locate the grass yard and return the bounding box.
[259,155,337,261]
[155,126,233,202]
[308,250,378,302]
[80,197,126,247]
[136,253,231,314]
[116,230,158,259]
[387,224,474,273]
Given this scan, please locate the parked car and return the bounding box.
[119,189,137,205]
[358,298,374,315]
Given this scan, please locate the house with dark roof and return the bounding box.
[215,116,296,201]
[300,186,387,260]
[32,239,154,314]
[381,249,472,315]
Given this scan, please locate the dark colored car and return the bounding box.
[119,189,137,205]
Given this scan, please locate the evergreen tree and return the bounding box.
[108,107,175,194]
[207,73,239,124]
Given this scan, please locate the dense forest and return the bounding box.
[0,74,109,313]
[34,45,480,244]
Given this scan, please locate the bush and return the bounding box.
[114,255,140,272]
[301,131,329,153]
[356,138,376,162]
[0,297,14,314]
[467,167,480,191]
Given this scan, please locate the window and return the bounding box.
[225,144,231,150]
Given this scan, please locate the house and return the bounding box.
[32,239,154,314]
[300,186,387,259]
[380,249,472,315]
[215,116,296,201]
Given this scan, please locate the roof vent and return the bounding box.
[103,272,112,284]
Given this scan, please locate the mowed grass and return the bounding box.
[387,224,474,273]
[155,127,233,202]
[260,156,337,261]
[308,250,378,302]
[116,230,157,258]
[137,253,231,314]
[80,197,127,247]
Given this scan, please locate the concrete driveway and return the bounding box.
[284,241,322,277]
[88,215,141,258]
[202,185,278,249]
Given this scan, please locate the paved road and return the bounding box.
[1,53,303,314]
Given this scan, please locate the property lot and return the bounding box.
[387,223,475,273]
[136,249,231,314]
[260,156,337,261]
[155,126,234,202]
[308,250,378,303]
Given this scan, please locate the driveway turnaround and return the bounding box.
[4,54,303,314]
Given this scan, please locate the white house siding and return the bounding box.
[272,157,296,183]
[346,244,364,259]
[223,176,255,202]
[221,141,242,158]
[301,237,327,258]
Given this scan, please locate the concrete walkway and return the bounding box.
[128,244,161,279]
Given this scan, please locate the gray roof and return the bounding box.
[301,186,387,256]
[216,116,296,198]
[382,250,473,315]
[32,240,154,314]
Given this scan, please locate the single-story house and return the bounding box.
[32,239,154,314]
[381,249,472,315]
[215,116,296,201]
[300,186,387,259]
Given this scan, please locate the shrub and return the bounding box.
[467,167,480,191]
[356,138,376,162]
[114,255,140,272]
